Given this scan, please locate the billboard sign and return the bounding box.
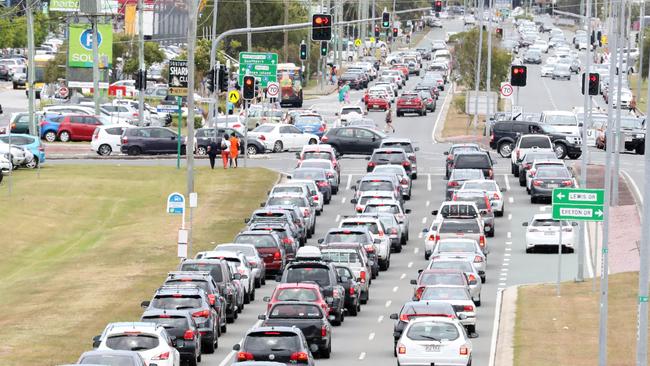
[68,24,113,68]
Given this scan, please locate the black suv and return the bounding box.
[177,259,239,323]
[366,147,412,174]
[121,127,186,155]
[194,127,265,156]
[141,285,219,353]
[279,260,346,325]
[490,120,582,159]
[452,151,495,179]
[141,309,202,366]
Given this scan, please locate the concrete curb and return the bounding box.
[432,83,456,143]
[620,170,643,217]
[491,286,518,366]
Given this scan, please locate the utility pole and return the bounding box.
[26,0,36,135]
[612,0,626,206]
[92,16,101,115]
[137,0,145,126]
[283,0,289,62]
[246,0,252,52]
[637,4,645,107]
[208,0,219,122]
[472,0,485,133]
[486,0,493,121]
[598,1,618,364]
[337,0,343,67]
[186,0,198,255]
[578,0,593,283]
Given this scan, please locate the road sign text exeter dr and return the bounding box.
[552,188,605,222]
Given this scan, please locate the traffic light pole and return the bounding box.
[213,61,220,144]
[472,0,484,134]
[208,0,219,123]
[186,0,198,257]
[137,0,145,127]
[612,0,626,207]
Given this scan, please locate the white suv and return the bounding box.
[339,216,391,270]
[95,322,180,366]
[510,134,554,175]
[91,125,133,156]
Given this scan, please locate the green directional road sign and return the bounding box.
[238,52,278,87]
[552,188,604,205]
[552,188,605,222]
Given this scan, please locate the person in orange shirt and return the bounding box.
[229,132,240,168]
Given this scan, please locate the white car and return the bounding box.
[216,243,265,287]
[91,124,133,156]
[533,39,549,53]
[95,322,180,366]
[196,250,255,302]
[430,238,487,283]
[339,216,391,270]
[0,142,27,167]
[248,123,319,152]
[396,316,473,366]
[510,134,554,175]
[374,82,397,98]
[271,182,322,214]
[523,213,577,253]
[352,190,401,213]
[459,179,505,217]
[540,63,555,77]
[0,154,11,173]
[288,179,325,214]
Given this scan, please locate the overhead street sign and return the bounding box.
[168,60,189,96]
[238,52,278,87]
[552,188,605,222]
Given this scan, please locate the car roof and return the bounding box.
[141,309,193,318]
[407,316,458,325]
[437,237,479,245]
[103,322,161,334]
[276,282,321,289]
[373,147,405,153]
[247,326,302,334]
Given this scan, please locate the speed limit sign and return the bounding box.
[266,82,280,98]
[499,82,513,98]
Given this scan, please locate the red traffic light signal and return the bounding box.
[510,65,527,86]
[434,0,442,12]
[243,75,255,100]
[312,14,332,41]
[582,72,599,95]
[392,27,398,37]
[374,25,380,37]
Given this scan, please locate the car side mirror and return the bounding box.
[92,335,101,348]
[244,218,250,223]
[417,269,423,274]
[350,198,358,204]
[431,210,438,215]
[351,185,357,190]
[501,187,506,192]
[233,273,242,280]
[389,313,399,320]
[468,332,479,339]
[275,275,282,282]
[317,238,324,244]
[335,112,339,116]
[260,203,266,207]
[365,156,371,160]
[374,239,381,244]
[410,279,417,285]
[263,296,271,302]
[140,300,150,308]
[405,209,412,214]
[233,344,241,351]
[522,222,529,226]
[171,136,176,140]
[258,314,266,320]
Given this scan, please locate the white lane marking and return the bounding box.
[508,197,514,203]
[501,268,509,273]
[540,206,547,212]
[414,248,419,254]
[418,232,424,239]
[335,214,341,222]
[503,258,511,262]
[346,174,352,190]
[359,352,367,360]
[378,315,384,323]
[368,333,375,341]
[421,217,427,224]
[541,76,559,109]
[393,286,399,292]
[503,174,511,191]
[408,261,414,268]
[507,213,512,220]
[426,200,431,207]
[500,277,507,281]
[427,174,432,191]
[218,320,263,366]
[504,253,511,257]
[432,83,453,143]
[341,196,346,203]
[499,282,507,286]
[400,273,406,280]
[507,232,512,239]
[505,241,512,245]
[385,300,392,308]
[505,247,512,251]
[502,262,510,266]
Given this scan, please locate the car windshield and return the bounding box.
[373,165,405,175]
[532,218,570,227]
[406,322,460,341]
[437,241,476,252]
[235,234,277,248]
[293,169,326,180]
[179,263,223,282]
[141,316,188,330]
[269,304,323,319]
[106,334,159,351]
[268,196,306,207]
[520,136,552,148]
[295,116,322,125]
[341,221,379,234]
[450,169,484,180]
[364,204,399,214]
[421,287,469,301]
[273,186,303,195]
[373,151,405,163]
[451,146,479,155]
[359,180,394,191]
[321,250,361,263]
[276,288,319,301]
[79,355,136,365]
[341,108,362,115]
[382,142,414,153]
[440,204,477,218]
[244,332,300,352]
[220,245,257,257]
[439,220,480,233]
[151,295,201,309]
[301,161,331,170]
[544,114,577,126]
[525,153,558,163]
[325,232,369,244]
[420,273,465,286]
[536,167,571,178]
[620,118,643,129]
[285,267,331,286]
[429,260,473,272]
[303,151,333,160]
[454,155,490,169]
[462,181,498,191]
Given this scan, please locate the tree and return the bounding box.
[112,36,165,77]
[452,29,511,91]
[641,29,650,79]
[44,47,67,83]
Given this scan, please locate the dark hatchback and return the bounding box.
[234,326,316,365]
[140,309,202,365]
[444,143,481,178]
[121,127,186,155]
[530,165,575,203]
[338,73,364,89]
[321,127,386,157]
[260,302,332,358]
[195,127,265,156]
[452,151,495,179]
[366,148,412,174]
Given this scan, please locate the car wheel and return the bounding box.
[273,140,283,153]
[247,145,258,156]
[197,146,207,155]
[188,356,198,366]
[519,174,526,186]
[394,243,402,253]
[244,290,250,304]
[255,277,261,288]
[531,196,537,204]
[475,296,481,307]
[203,335,216,353]
[348,303,358,316]
[498,142,512,158]
[554,143,567,159]
[308,138,317,145]
[496,208,504,217]
[526,247,533,253]
[250,288,255,301]
[59,131,71,142]
[44,131,57,142]
[320,344,331,359]
[98,144,112,156]
[637,145,645,155]
[481,275,486,283]
[568,152,582,159]
[127,146,142,156]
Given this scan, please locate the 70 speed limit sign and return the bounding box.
[500,82,514,98]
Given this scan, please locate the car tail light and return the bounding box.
[460,345,469,355]
[493,193,500,200]
[183,330,195,340]
[448,181,459,187]
[303,208,310,217]
[312,195,319,201]
[325,172,334,178]
[349,286,355,295]
[249,260,257,267]
[92,128,99,140]
[516,150,521,160]
[468,274,477,283]
[487,169,493,178]
[414,286,425,300]
[524,163,531,169]
[321,136,329,143]
[490,132,495,143]
[317,181,328,187]
[474,256,483,263]
[364,245,375,253]
[192,310,210,318]
[479,236,486,248]
[400,178,408,185]
[398,345,406,354]
[368,161,376,168]
[259,135,266,140]
[237,352,254,361]
[402,161,411,167]
[233,123,242,129]
[408,155,416,162]
[390,228,398,235]
[273,250,282,260]
[399,313,411,321]
[532,180,542,187]
[321,325,328,337]
[207,294,216,305]
[360,271,366,282]
[427,234,436,241]
[333,289,341,298]
[561,180,573,186]
[463,305,474,312]
[319,124,326,132]
[282,237,293,244]
[121,136,128,144]
[378,230,384,237]
[152,351,170,360]
[290,352,309,362]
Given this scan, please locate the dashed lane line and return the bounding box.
[408,261,414,268]
[335,214,340,222]
[427,174,432,191]
[507,213,512,220]
[368,333,375,341]
[359,352,367,360]
[346,174,352,190]
[503,174,511,191]
[400,273,406,280]
[392,286,399,292]
[377,315,384,323]
[385,300,392,308]
[508,197,514,203]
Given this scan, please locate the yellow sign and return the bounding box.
[354,38,362,47]
[601,35,607,45]
[370,37,376,43]
[228,90,240,104]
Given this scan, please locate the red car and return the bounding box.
[396,92,427,117]
[391,64,410,80]
[365,94,390,111]
[57,115,105,142]
[263,283,330,314]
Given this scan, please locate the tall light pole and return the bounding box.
[26,0,36,135]
[612,0,626,206]
[486,0,493,123]
[208,0,219,122]
[92,16,101,115]
[185,0,198,255]
[637,3,645,107]
[472,0,485,134]
[137,0,145,126]
[246,0,252,51]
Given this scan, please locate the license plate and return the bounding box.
[373,105,379,108]
[547,184,558,188]
[545,231,555,236]
[425,345,441,352]
[625,136,633,142]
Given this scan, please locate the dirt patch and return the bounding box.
[441,94,488,140]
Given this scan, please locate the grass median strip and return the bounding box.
[0,165,278,366]
[514,272,650,366]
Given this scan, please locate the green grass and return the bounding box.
[629,74,648,113]
[514,272,650,366]
[0,165,278,366]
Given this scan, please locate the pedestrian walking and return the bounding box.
[338,84,346,104]
[343,82,351,104]
[220,134,231,169]
[385,106,395,133]
[630,96,638,117]
[207,136,220,169]
[229,132,240,168]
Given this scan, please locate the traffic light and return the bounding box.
[374,25,380,37]
[382,11,390,28]
[433,0,442,12]
[311,14,332,41]
[392,27,398,37]
[582,72,599,95]
[242,76,255,100]
[510,65,527,87]
[135,69,147,91]
[206,68,215,93]
[218,65,228,92]
[496,27,503,38]
[320,41,328,57]
[299,43,307,61]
